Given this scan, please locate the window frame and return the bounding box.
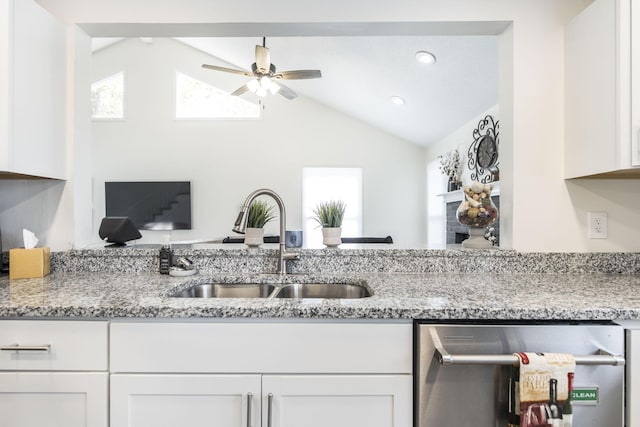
[302,167,364,248]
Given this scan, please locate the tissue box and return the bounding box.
[9,247,51,279]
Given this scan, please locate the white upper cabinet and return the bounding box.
[565,0,640,178]
[0,0,66,179]
[631,0,640,168]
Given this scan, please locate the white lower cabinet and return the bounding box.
[109,320,413,427]
[111,374,261,427]
[0,320,109,427]
[0,372,108,427]
[1,320,412,427]
[110,373,410,427]
[263,375,411,427]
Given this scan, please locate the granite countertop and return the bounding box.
[2,270,640,320]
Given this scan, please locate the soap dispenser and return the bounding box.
[159,236,173,274]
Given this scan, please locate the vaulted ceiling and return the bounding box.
[176,36,499,146]
[93,35,499,146]
[41,0,501,148]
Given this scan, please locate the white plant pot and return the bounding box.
[244,228,264,248]
[322,227,342,248]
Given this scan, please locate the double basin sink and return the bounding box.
[170,281,372,299]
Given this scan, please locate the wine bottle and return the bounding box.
[562,372,574,427]
[507,365,521,427]
[547,378,563,427]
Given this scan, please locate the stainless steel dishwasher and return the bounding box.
[414,321,625,426]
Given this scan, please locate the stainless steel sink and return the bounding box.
[170,283,276,298]
[169,281,372,299]
[273,283,371,299]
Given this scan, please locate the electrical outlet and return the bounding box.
[588,212,608,239]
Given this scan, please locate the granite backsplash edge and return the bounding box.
[49,248,640,275]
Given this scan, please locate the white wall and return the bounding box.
[46,26,93,250]
[564,179,640,251]
[90,38,426,247]
[0,179,66,249]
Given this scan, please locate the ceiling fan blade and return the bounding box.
[202,64,253,77]
[230,84,251,97]
[255,45,271,74]
[275,70,322,80]
[273,81,298,100]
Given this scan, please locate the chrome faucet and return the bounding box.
[233,188,300,275]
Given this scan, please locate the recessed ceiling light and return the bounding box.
[415,50,436,64]
[390,96,405,105]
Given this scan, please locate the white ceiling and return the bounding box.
[94,35,499,146]
[182,36,499,146]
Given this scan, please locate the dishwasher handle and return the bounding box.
[435,349,625,366]
[430,327,625,366]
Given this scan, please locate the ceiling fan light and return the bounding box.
[390,96,406,105]
[255,87,268,97]
[257,76,280,95]
[415,50,436,64]
[246,79,260,93]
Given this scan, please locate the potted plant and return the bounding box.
[244,200,276,247]
[313,200,346,247]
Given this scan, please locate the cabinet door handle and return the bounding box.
[0,344,51,352]
[246,392,252,427]
[267,393,273,427]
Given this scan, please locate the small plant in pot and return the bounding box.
[244,200,276,247]
[313,200,346,247]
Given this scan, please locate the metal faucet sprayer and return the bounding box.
[233,188,299,274]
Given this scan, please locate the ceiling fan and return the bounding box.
[202,37,322,100]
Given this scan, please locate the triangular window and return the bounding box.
[176,71,261,119]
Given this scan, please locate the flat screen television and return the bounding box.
[105,181,192,231]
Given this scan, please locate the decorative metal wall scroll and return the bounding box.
[467,115,499,183]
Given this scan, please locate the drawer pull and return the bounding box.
[246,392,252,427]
[0,344,51,352]
[267,393,273,427]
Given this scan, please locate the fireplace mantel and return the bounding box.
[437,182,500,203]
